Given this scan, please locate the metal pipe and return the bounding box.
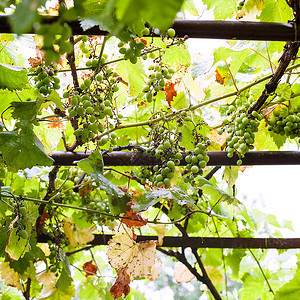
[0,15,298,41]
[50,151,300,166]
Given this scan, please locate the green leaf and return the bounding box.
[9,0,47,34]
[202,0,237,20]
[133,187,193,212]
[44,267,75,300]
[0,64,27,91]
[226,249,247,278]
[223,166,238,190]
[11,101,37,126]
[269,131,286,150]
[162,44,191,68]
[182,0,198,15]
[115,59,146,97]
[77,150,104,175]
[59,248,72,278]
[274,271,300,300]
[0,126,54,170]
[259,0,293,22]
[5,220,31,260]
[239,277,273,300]
[197,176,240,205]
[77,150,130,214]
[80,0,184,40]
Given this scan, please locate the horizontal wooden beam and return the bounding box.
[50,151,300,166]
[0,15,298,41]
[38,234,300,249]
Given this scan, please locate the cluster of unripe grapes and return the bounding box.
[184,142,210,182]
[118,39,146,64]
[267,109,300,138]
[66,62,120,143]
[12,202,29,240]
[31,64,60,96]
[138,126,183,188]
[142,64,175,102]
[219,104,263,165]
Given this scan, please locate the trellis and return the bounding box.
[2,15,300,250]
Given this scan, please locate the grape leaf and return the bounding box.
[162,44,191,69]
[10,101,37,126]
[237,0,264,20]
[0,64,27,91]
[107,224,157,280]
[274,271,300,299]
[182,0,198,15]
[122,210,148,228]
[146,258,162,281]
[80,0,184,41]
[9,0,47,34]
[77,149,104,175]
[0,126,54,170]
[5,219,31,260]
[259,0,293,23]
[82,260,98,277]
[202,0,237,20]
[0,261,24,291]
[115,60,145,97]
[226,249,246,278]
[37,270,56,294]
[63,218,95,248]
[0,89,36,117]
[174,263,195,283]
[197,176,240,205]
[78,151,131,214]
[269,131,286,150]
[132,187,194,212]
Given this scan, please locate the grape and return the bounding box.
[167,28,176,38]
[76,107,85,116]
[19,230,28,239]
[19,206,26,215]
[191,165,199,173]
[63,91,70,98]
[86,107,94,114]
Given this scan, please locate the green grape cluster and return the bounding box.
[79,36,90,57]
[267,109,300,138]
[11,202,29,240]
[66,63,120,143]
[118,39,146,64]
[142,64,175,103]
[31,64,60,96]
[139,127,183,188]
[219,103,263,165]
[184,142,210,183]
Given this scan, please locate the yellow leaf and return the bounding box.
[237,0,264,21]
[0,261,24,291]
[173,263,195,283]
[63,218,95,248]
[151,224,166,246]
[37,269,56,294]
[146,258,162,281]
[205,266,223,286]
[107,224,157,280]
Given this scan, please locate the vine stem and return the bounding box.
[0,193,212,225]
[249,249,274,294]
